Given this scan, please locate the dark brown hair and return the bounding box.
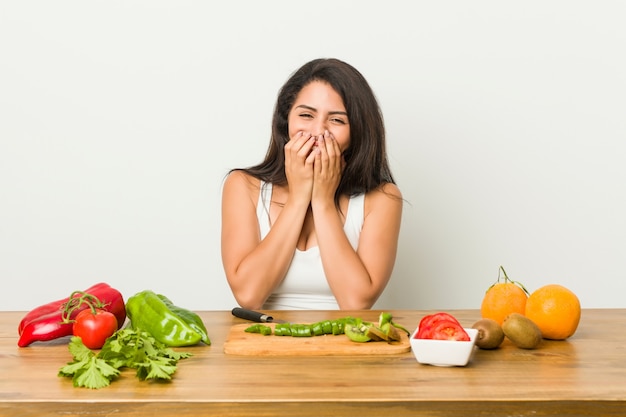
[234,58,395,203]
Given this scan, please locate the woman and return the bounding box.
[221,58,402,310]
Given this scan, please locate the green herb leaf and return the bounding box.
[58,359,90,377]
[136,356,178,380]
[67,336,94,362]
[58,328,192,389]
[73,357,120,389]
[161,347,192,360]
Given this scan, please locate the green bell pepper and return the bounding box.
[126,290,210,346]
[157,294,211,344]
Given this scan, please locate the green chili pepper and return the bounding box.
[158,294,211,344]
[126,290,206,347]
[245,317,391,339]
[379,312,393,327]
[245,323,272,335]
[245,324,259,333]
[275,323,291,336]
[378,312,410,336]
[290,324,312,337]
[321,320,333,334]
[311,322,324,336]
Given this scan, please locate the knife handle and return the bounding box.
[232,307,274,323]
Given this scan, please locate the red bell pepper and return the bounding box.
[17,282,126,347]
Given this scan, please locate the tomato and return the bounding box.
[73,308,118,349]
[429,320,470,341]
[416,312,462,339]
[416,312,469,341]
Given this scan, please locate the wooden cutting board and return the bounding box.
[223,323,411,356]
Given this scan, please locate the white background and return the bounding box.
[2,1,625,312]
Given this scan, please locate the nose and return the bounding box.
[313,130,326,138]
[312,119,327,137]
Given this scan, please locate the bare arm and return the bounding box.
[311,133,402,309]
[314,184,403,309]
[221,171,309,309]
[221,133,317,309]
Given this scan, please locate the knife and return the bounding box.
[231,307,286,323]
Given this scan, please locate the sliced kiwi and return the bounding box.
[366,325,388,341]
[344,321,372,343]
[471,318,505,349]
[381,322,402,341]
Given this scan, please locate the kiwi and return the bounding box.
[366,325,387,341]
[502,313,542,349]
[471,318,505,349]
[344,322,372,343]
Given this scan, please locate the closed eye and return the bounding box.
[294,105,348,124]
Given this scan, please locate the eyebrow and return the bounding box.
[295,104,348,116]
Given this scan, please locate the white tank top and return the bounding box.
[257,181,364,310]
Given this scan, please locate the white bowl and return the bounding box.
[410,328,478,367]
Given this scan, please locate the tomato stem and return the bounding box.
[61,291,108,323]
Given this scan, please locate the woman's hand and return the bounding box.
[311,130,344,207]
[284,131,317,203]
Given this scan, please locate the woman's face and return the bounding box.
[287,81,350,152]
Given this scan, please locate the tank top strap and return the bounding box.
[343,193,364,250]
[257,181,363,249]
[257,181,272,239]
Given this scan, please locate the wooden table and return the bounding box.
[1,309,625,416]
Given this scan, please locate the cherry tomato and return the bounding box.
[73,308,118,349]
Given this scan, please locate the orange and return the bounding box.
[480,266,529,325]
[481,282,528,325]
[525,284,581,340]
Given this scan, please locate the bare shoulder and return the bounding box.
[224,170,260,191]
[223,170,261,205]
[379,182,402,199]
[224,169,256,186]
[366,182,403,204]
[364,183,403,215]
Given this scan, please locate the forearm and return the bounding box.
[313,184,403,310]
[313,204,380,309]
[225,200,308,309]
